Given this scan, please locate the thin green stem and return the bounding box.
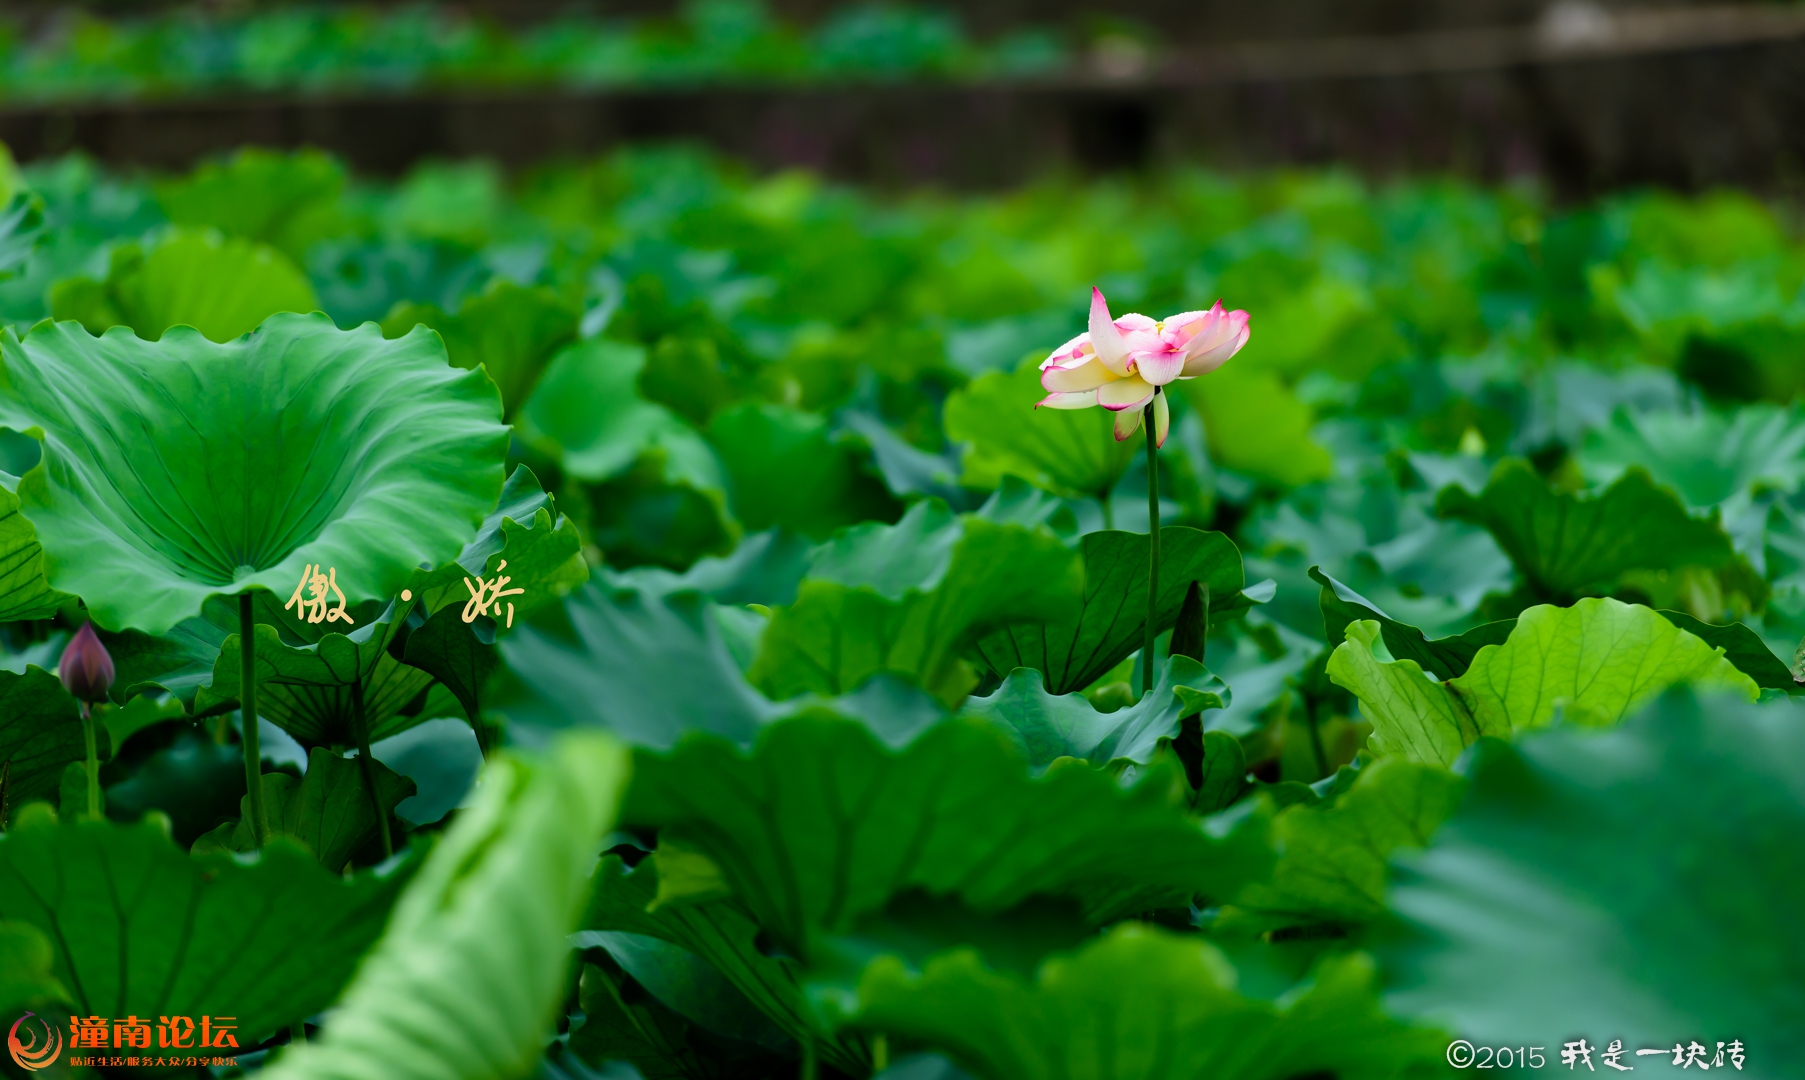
[1099,489,1114,531]
[1304,696,1330,780]
[351,678,394,859]
[800,1036,818,1080]
[241,593,270,847]
[1142,394,1161,697]
[873,1034,889,1072]
[80,701,100,820]
[289,1021,307,1045]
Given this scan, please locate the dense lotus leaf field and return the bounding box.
[0,143,1800,1080]
[0,1,1073,103]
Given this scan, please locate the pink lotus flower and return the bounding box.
[1036,288,1251,447]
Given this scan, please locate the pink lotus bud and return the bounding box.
[58,621,114,703]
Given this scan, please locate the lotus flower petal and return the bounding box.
[1088,288,1132,377]
[1180,316,1250,377]
[1132,348,1187,387]
[1041,333,1093,370]
[1040,357,1115,394]
[1113,405,1143,442]
[1152,389,1170,449]
[1096,374,1156,411]
[1035,391,1098,410]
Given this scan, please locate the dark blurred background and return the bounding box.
[3,1,1804,194]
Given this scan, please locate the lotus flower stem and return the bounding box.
[800,1038,817,1080]
[1099,488,1114,531]
[79,701,99,820]
[1142,392,1162,697]
[351,678,394,859]
[240,594,271,847]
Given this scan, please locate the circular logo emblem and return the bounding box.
[7,1013,62,1072]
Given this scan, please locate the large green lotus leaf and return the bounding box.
[518,337,718,485]
[0,919,70,1018]
[0,480,73,620]
[492,581,784,749]
[193,746,416,872]
[1329,600,1760,766]
[382,279,579,417]
[0,816,412,1046]
[708,402,900,539]
[1177,366,1334,488]
[971,527,1260,696]
[1658,608,1800,691]
[155,147,347,260]
[0,314,509,636]
[1215,758,1466,935]
[1435,460,1737,600]
[1311,566,1513,681]
[584,855,873,1077]
[750,519,1084,706]
[0,665,82,810]
[621,715,1271,958]
[958,656,1227,771]
[1578,403,1805,507]
[1385,690,1805,1066]
[1456,597,1759,731]
[943,361,1136,500]
[852,924,1445,1080]
[49,228,320,343]
[97,605,235,713]
[1326,620,1498,766]
[260,732,629,1080]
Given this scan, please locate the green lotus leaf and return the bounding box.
[1311,566,1513,681]
[1658,608,1799,691]
[382,279,579,418]
[944,360,1136,500]
[49,227,320,343]
[409,464,588,620]
[584,855,873,1077]
[751,517,1083,707]
[260,732,629,1080]
[1435,460,1738,601]
[0,191,44,279]
[1385,690,1805,1062]
[0,665,82,811]
[958,656,1228,771]
[155,147,348,261]
[620,715,1271,959]
[569,954,795,1080]
[1216,757,1466,934]
[0,314,509,636]
[1177,366,1334,488]
[0,814,413,1047]
[199,591,436,746]
[101,729,246,846]
[1329,599,1760,766]
[0,480,73,621]
[708,402,901,539]
[402,604,498,731]
[1578,403,1805,506]
[518,336,717,485]
[192,746,416,872]
[852,924,1445,1080]
[492,581,784,749]
[99,690,186,760]
[0,919,70,1018]
[971,527,1259,696]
